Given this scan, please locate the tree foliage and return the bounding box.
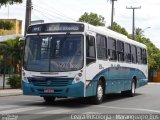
[135,27,144,37]
[78,12,105,26]
[135,35,160,70]
[0,20,14,30]
[108,22,128,36]
[0,37,24,74]
[0,0,22,7]
[78,12,160,71]
[108,22,160,70]
[110,23,160,70]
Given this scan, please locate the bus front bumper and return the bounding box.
[22,81,84,97]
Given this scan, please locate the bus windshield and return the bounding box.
[23,34,84,72]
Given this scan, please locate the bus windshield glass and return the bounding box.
[24,34,84,72]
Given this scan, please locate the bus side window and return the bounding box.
[137,47,142,64]
[96,34,107,59]
[124,43,131,62]
[142,49,147,64]
[108,37,117,61]
[131,45,137,63]
[86,35,96,65]
[117,40,124,62]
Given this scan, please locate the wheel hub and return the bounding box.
[97,85,103,100]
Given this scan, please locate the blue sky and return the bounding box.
[0,0,160,48]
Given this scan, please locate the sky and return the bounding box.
[0,0,160,48]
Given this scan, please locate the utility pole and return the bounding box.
[24,0,32,36]
[126,6,141,40]
[109,0,117,30]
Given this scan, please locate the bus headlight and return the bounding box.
[75,76,80,81]
[78,73,82,77]
[72,72,82,84]
[22,77,29,83]
[72,76,80,84]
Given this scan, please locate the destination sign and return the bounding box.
[27,23,84,33]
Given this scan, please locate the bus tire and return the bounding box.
[121,80,136,97]
[128,80,136,97]
[91,80,104,104]
[43,96,56,103]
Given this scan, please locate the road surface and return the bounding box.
[0,84,160,120]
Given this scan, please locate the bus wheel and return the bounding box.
[121,80,136,97]
[91,80,104,104]
[43,96,56,103]
[128,80,136,97]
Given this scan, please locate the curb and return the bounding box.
[0,89,22,97]
[148,82,160,85]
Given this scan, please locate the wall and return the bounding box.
[0,19,22,36]
[152,70,160,82]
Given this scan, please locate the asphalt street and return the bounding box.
[0,84,160,120]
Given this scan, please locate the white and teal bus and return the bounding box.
[22,22,148,104]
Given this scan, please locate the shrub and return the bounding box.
[7,75,21,88]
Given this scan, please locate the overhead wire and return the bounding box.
[20,0,77,23]
[33,7,68,21]
[34,0,76,21]
[33,0,76,21]
[33,8,56,22]
[19,4,54,21]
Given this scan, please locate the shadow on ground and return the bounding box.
[24,93,142,108]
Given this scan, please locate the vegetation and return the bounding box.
[0,0,22,7]
[110,22,160,70]
[79,12,160,71]
[78,12,105,26]
[0,37,23,88]
[135,31,160,70]
[108,22,128,36]
[7,75,21,88]
[0,0,22,30]
[0,37,24,75]
[0,10,159,86]
[0,20,14,30]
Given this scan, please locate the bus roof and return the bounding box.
[83,22,147,49]
[27,22,147,49]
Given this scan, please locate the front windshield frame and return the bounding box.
[23,34,84,72]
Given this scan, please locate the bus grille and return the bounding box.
[28,77,73,87]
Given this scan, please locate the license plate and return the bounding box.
[44,89,54,93]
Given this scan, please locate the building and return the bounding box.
[0,19,22,36]
[152,70,160,82]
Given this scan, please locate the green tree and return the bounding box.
[78,12,105,26]
[78,12,160,72]
[136,36,160,70]
[135,28,144,37]
[0,0,22,7]
[0,0,22,30]
[108,22,129,36]
[0,37,24,75]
